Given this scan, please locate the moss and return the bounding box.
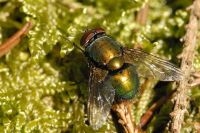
[0,0,199,132]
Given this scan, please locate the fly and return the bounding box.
[79,28,183,129]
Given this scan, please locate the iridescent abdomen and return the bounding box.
[108,64,139,100]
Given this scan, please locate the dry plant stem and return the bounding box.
[190,71,200,87]
[134,3,149,48]
[169,0,200,133]
[0,21,32,57]
[112,101,141,133]
[190,78,200,87]
[140,90,175,128]
[136,3,149,25]
[194,122,200,131]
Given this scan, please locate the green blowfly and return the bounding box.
[79,28,183,130]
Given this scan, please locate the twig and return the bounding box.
[112,101,142,133]
[140,90,175,128]
[194,122,200,132]
[134,3,149,48]
[136,3,149,25]
[0,21,32,57]
[169,0,200,132]
[189,71,200,87]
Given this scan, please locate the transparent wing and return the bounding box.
[88,62,115,130]
[123,48,183,81]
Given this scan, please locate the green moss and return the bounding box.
[0,0,199,132]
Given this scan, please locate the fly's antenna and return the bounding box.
[57,27,84,53]
[66,37,84,53]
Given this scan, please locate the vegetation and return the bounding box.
[0,0,199,132]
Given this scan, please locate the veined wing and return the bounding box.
[123,48,183,81]
[88,62,115,130]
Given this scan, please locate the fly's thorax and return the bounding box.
[85,36,123,69]
[108,64,139,100]
[107,56,124,70]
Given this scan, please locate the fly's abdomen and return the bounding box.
[86,36,124,70]
[109,64,139,100]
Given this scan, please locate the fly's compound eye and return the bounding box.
[80,28,105,47]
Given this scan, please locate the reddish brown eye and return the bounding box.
[80,28,105,47]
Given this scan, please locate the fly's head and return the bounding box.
[80,28,105,48]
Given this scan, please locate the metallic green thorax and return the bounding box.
[85,36,124,71]
[108,64,139,100]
